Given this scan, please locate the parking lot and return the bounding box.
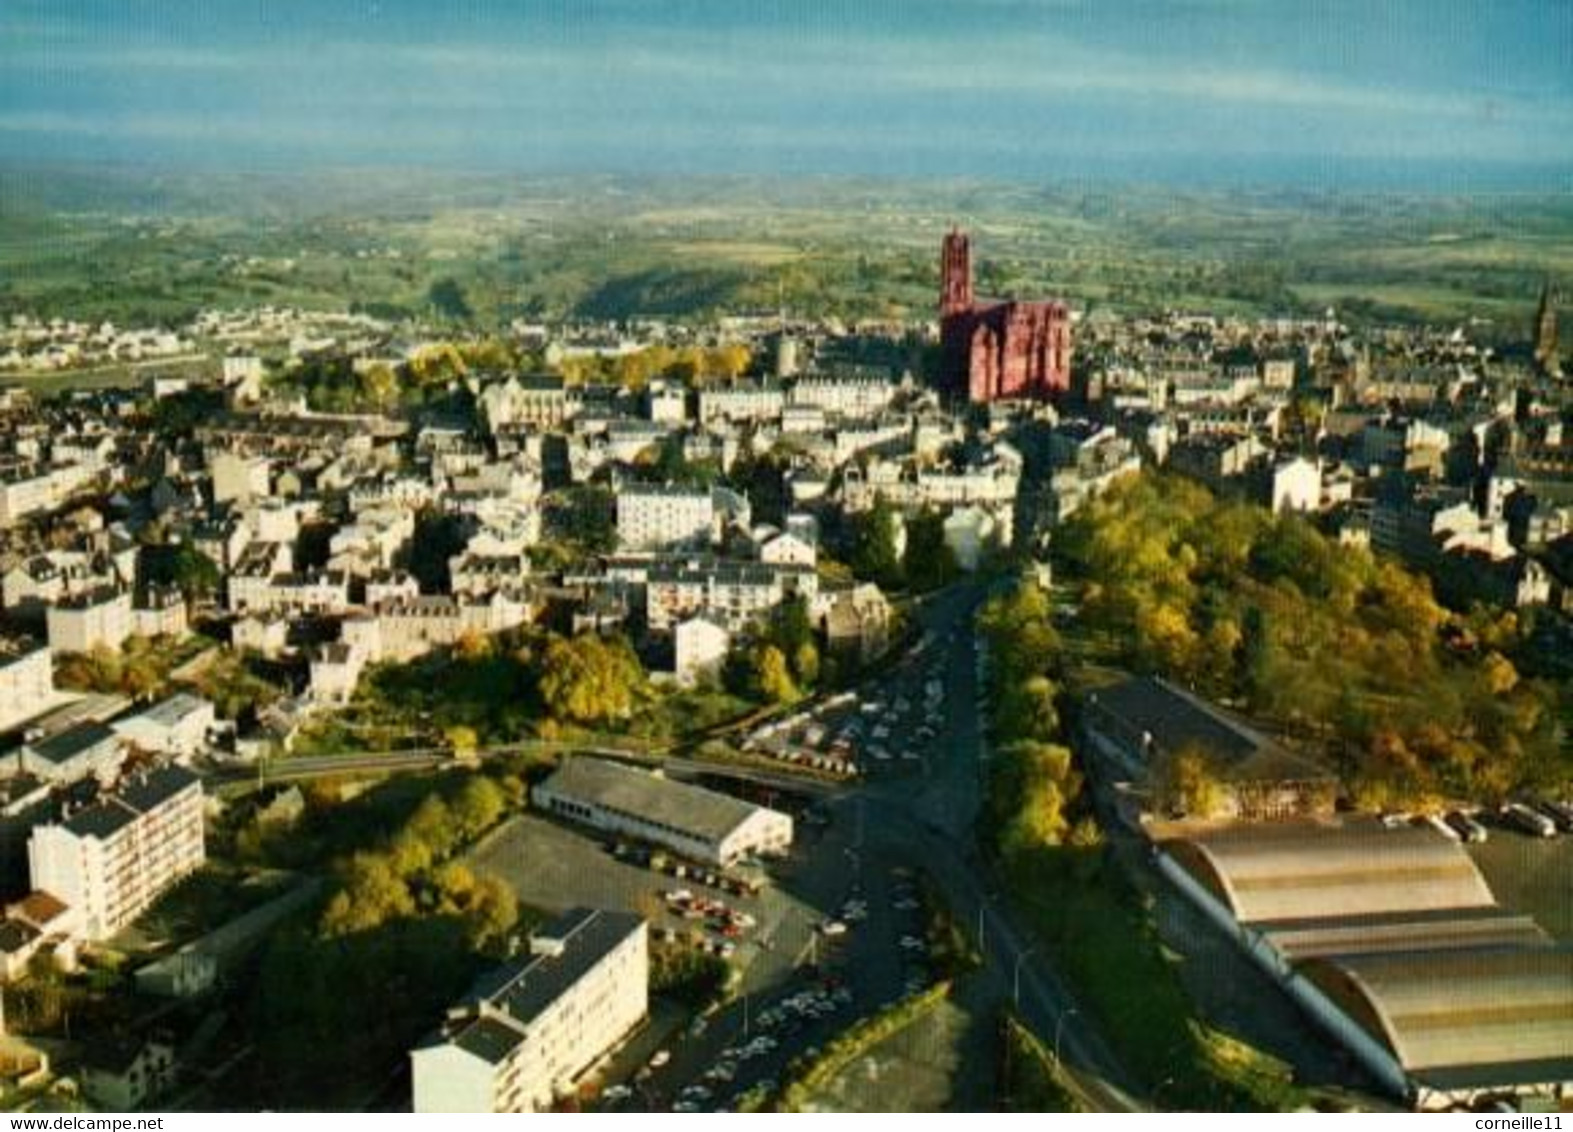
[469,810,819,971]
[1468,818,1573,942]
[742,630,954,779]
[597,834,957,1111]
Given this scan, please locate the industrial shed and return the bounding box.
[1159,820,1573,1109]
[1300,948,1573,1107]
[532,757,793,866]
[1163,824,1497,922]
[1082,676,1337,819]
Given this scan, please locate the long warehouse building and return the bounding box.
[1159,821,1573,1110]
[533,756,793,866]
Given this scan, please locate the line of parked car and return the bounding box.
[1394,798,1573,841]
[1501,799,1573,838]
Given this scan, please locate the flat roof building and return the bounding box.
[411,908,647,1113]
[533,757,792,866]
[1083,675,1337,820]
[28,764,205,942]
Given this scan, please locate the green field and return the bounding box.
[1,169,1570,336]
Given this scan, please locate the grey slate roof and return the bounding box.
[432,908,644,1065]
[537,757,767,844]
[61,764,199,840]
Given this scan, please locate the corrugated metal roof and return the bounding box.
[1260,907,1551,963]
[1176,823,1496,924]
[1305,947,1573,1077]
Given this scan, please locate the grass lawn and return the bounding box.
[1005,846,1302,1111]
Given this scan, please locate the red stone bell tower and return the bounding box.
[939,227,1071,402]
[940,227,972,318]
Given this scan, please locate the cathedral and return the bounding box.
[1533,280,1562,378]
[939,228,1071,402]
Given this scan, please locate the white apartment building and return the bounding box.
[0,646,59,732]
[341,593,531,664]
[111,693,217,757]
[673,616,729,687]
[477,376,573,432]
[789,375,895,418]
[533,757,793,866]
[616,486,750,551]
[697,380,785,425]
[411,908,648,1113]
[0,462,97,525]
[28,764,205,942]
[645,560,818,632]
[226,570,351,617]
[20,722,125,785]
[46,587,134,655]
[209,451,271,505]
[1269,456,1322,514]
[646,383,687,425]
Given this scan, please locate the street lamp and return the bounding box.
[1053,1006,1080,1064]
[1012,947,1037,1010]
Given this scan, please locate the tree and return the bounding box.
[997,675,1060,743]
[408,343,468,386]
[904,507,959,591]
[538,633,646,726]
[1155,743,1229,819]
[405,795,462,861]
[978,579,1060,684]
[445,725,480,760]
[321,852,415,936]
[752,644,797,704]
[427,277,473,321]
[358,362,400,409]
[170,544,222,608]
[850,498,904,588]
[792,641,821,689]
[993,741,1080,857]
[451,775,506,839]
[707,344,751,380]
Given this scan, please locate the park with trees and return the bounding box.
[1054,471,1569,807]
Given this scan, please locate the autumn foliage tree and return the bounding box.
[537,632,647,727]
[1058,471,1568,802]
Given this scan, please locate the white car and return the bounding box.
[818,919,849,937]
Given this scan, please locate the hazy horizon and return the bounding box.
[3,1,1571,191]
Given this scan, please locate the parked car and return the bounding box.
[1444,811,1488,843]
[1503,802,1556,838]
[1535,798,1573,832]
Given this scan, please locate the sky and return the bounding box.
[2,0,1571,186]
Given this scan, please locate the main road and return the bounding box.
[850,581,1145,1112]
